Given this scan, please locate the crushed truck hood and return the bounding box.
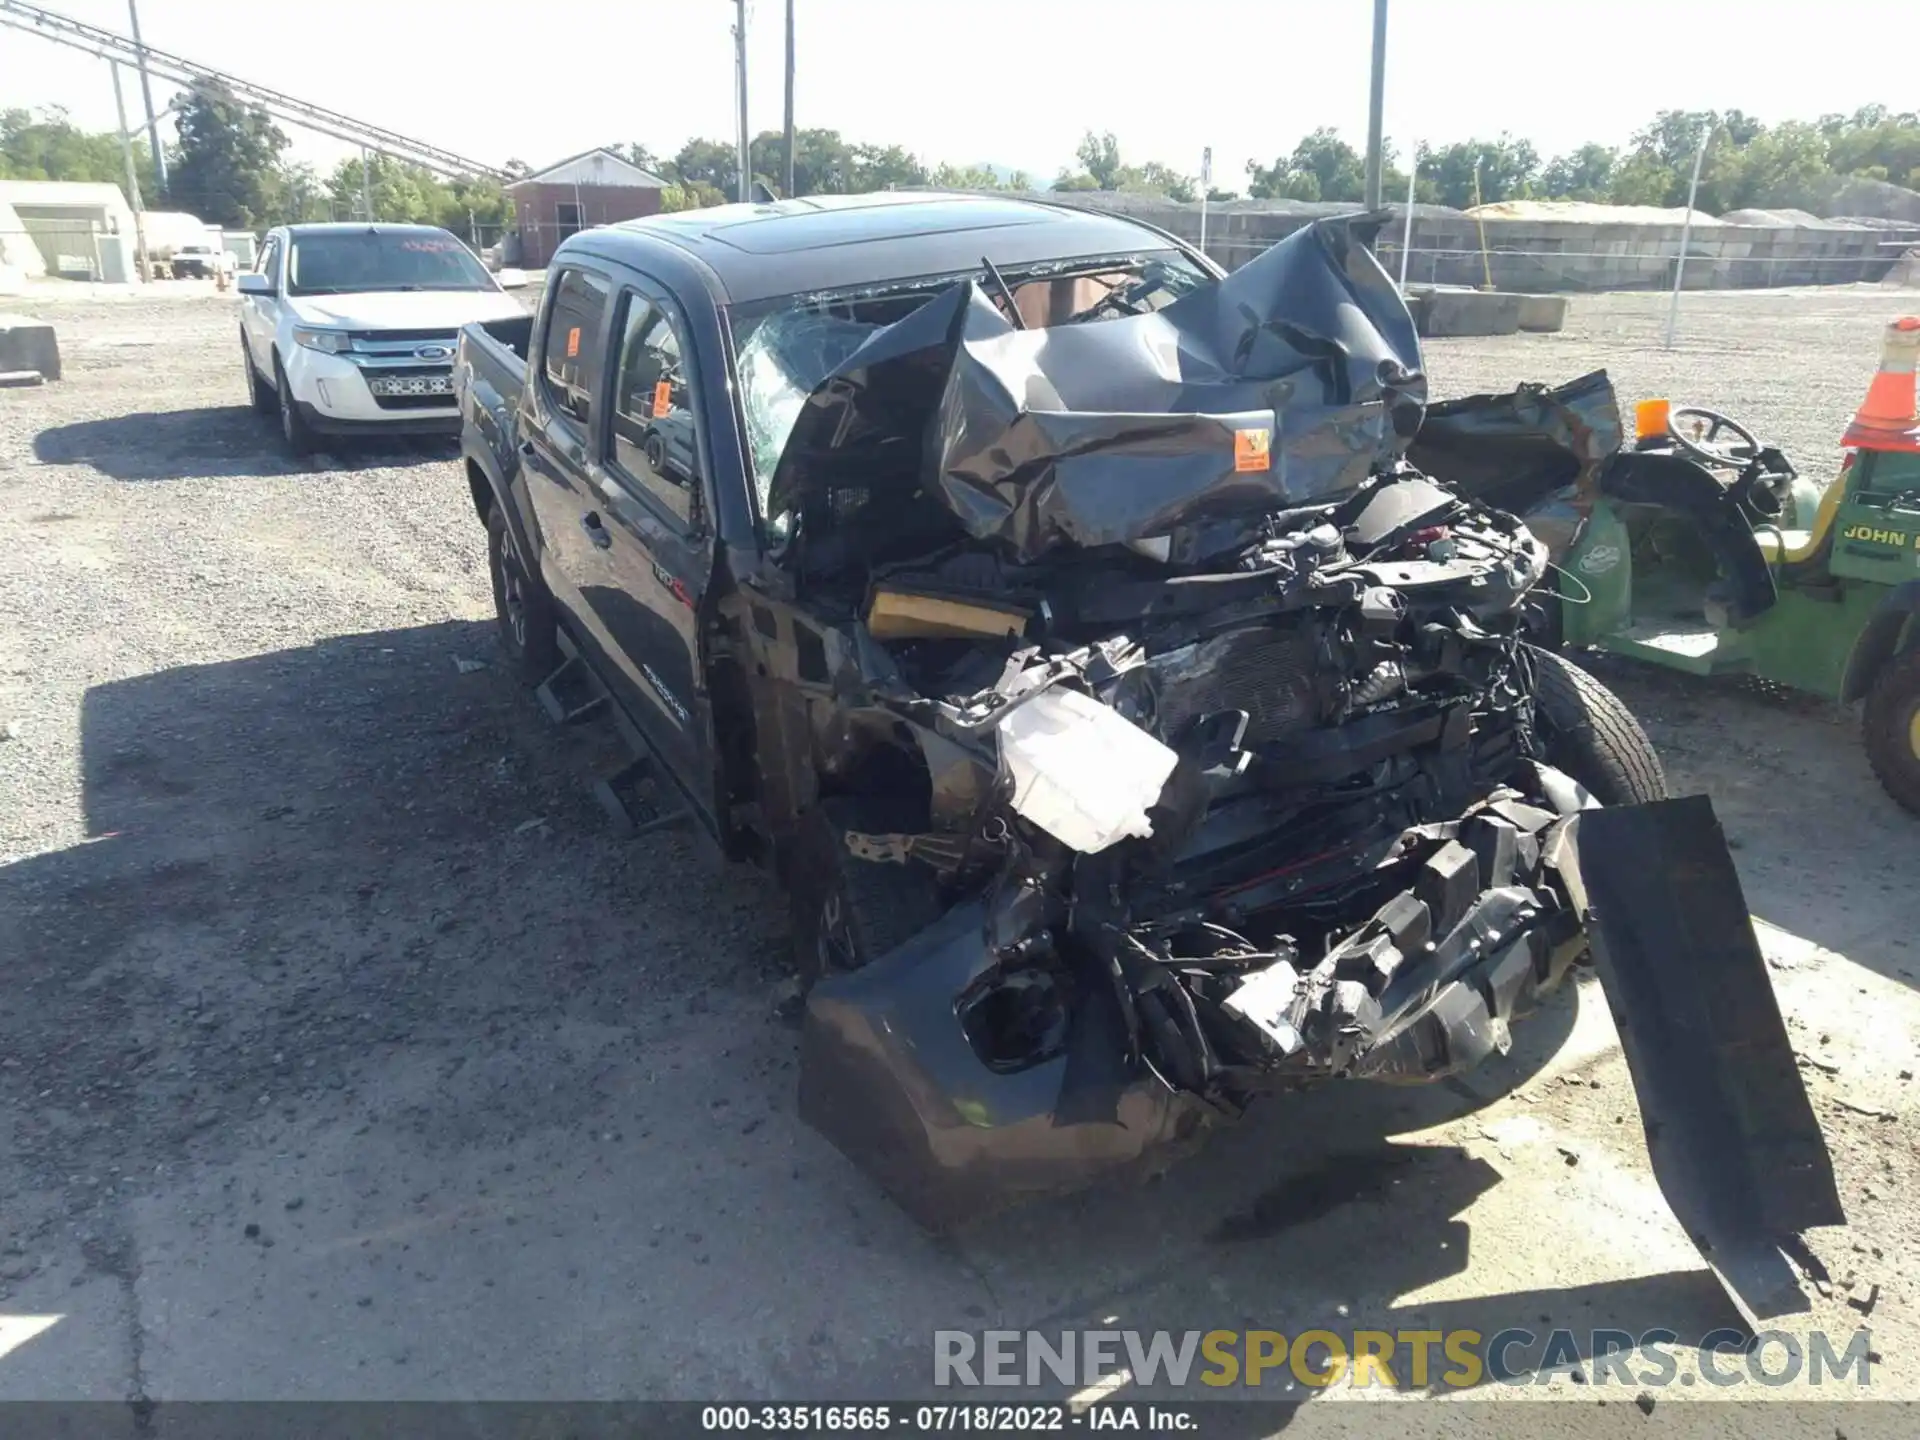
[766,213,1428,563]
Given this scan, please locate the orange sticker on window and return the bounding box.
[652,380,673,417]
[566,326,581,358]
[1234,427,1272,473]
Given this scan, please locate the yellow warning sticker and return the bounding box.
[566,326,581,358]
[1234,427,1272,473]
[653,380,673,417]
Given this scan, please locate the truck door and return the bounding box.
[572,279,718,819]
[520,260,619,630]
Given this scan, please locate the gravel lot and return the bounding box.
[2,279,1918,1419]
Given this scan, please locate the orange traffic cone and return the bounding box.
[1842,315,1920,453]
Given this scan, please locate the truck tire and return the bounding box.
[1527,645,1668,806]
[788,797,946,985]
[1863,646,1920,817]
[486,504,558,684]
[242,334,274,415]
[273,355,315,456]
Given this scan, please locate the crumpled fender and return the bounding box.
[798,899,1211,1232]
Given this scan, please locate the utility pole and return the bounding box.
[734,0,751,203]
[1363,0,1388,209]
[109,61,151,282]
[126,0,167,197]
[360,147,373,222]
[783,0,795,199]
[1664,126,1712,350]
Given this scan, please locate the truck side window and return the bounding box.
[540,266,611,429]
[260,237,281,286]
[607,293,699,526]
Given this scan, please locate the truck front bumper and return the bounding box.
[800,795,1842,1326]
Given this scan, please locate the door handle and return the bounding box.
[581,511,613,549]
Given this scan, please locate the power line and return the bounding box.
[0,0,508,180]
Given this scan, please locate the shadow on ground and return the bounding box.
[34,408,457,481]
[1579,651,1920,991]
[0,622,1762,1400]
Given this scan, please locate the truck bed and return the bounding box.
[457,314,533,474]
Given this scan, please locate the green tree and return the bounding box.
[263,161,330,224]
[671,137,741,195]
[166,84,288,227]
[624,143,666,175]
[325,152,435,222]
[1722,121,1833,212]
[848,142,927,191]
[1123,160,1197,202]
[931,162,1005,190]
[1075,131,1124,189]
[1607,150,1675,206]
[0,106,151,196]
[1425,137,1540,208]
[1246,130,1392,203]
[1290,128,1367,201]
[1825,107,1920,185]
[1051,134,1194,199]
[1540,143,1617,201]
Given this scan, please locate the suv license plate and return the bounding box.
[369,375,453,396]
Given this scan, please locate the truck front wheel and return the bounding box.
[1527,646,1668,805]
[486,505,558,685]
[788,798,946,986]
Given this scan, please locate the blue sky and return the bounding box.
[0,0,1899,186]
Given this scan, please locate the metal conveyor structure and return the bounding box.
[0,0,509,180]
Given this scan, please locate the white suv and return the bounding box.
[238,223,529,453]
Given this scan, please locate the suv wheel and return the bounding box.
[486,504,558,684]
[1863,647,1920,816]
[787,798,946,986]
[242,335,274,415]
[273,356,316,456]
[1527,646,1667,805]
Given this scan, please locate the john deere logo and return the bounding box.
[1841,523,1917,548]
[1577,543,1622,575]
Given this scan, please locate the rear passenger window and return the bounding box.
[540,267,611,428]
[608,293,701,525]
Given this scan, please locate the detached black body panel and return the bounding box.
[1562,798,1845,1323]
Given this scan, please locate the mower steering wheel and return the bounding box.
[1667,406,1762,468]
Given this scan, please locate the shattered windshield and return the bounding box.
[729,252,1208,515]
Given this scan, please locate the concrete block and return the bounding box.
[1516,294,1569,332]
[1417,288,1522,337]
[0,313,58,381]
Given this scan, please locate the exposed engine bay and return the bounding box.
[717,214,1846,1325]
[822,471,1573,1097]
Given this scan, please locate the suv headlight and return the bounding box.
[290,327,352,355]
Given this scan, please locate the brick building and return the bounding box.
[506,149,669,267]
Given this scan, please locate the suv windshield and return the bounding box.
[286,231,493,296]
[729,250,1209,513]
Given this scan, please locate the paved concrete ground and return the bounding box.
[1,281,1917,1418]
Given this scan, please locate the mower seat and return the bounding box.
[1754,480,1843,567]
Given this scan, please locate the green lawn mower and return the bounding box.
[1410,316,1920,814]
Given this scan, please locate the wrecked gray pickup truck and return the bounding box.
[456,194,1842,1324]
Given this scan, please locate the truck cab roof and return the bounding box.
[560,191,1199,305]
